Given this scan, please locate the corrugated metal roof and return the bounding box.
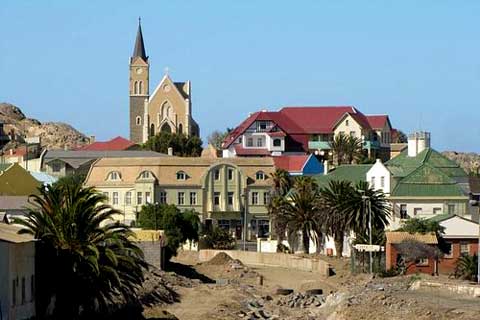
[313,164,372,188]
[0,223,34,243]
[386,232,438,244]
[0,196,31,210]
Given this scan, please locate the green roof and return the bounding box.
[313,164,372,188]
[427,213,456,223]
[386,148,467,179]
[391,164,467,197]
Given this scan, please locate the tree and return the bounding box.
[267,169,292,247]
[395,240,442,274]
[16,182,146,319]
[207,129,232,151]
[143,131,203,157]
[282,176,324,254]
[136,203,200,260]
[454,254,478,281]
[397,218,449,253]
[329,134,364,165]
[392,130,408,143]
[202,227,236,249]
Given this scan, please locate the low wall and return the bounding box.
[198,249,331,276]
[410,280,480,297]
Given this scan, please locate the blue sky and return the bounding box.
[1,1,479,152]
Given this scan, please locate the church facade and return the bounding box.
[129,20,199,144]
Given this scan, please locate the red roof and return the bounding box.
[233,145,271,156]
[76,136,136,151]
[273,155,310,172]
[3,148,26,158]
[365,115,390,129]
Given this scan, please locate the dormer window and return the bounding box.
[107,171,121,181]
[256,171,266,180]
[138,171,154,180]
[176,171,187,180]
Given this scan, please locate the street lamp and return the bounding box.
[241,189,248,251]
[358,190,373,274]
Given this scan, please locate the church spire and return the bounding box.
[132,17,148,61]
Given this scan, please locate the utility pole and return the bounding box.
[242,189,248,251]
[359,190,373,274]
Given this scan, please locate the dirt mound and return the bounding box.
[204,252,236,266]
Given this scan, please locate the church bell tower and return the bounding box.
[129,18,150,143]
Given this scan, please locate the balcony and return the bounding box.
[308,141,331,150]
[363,140,380,150]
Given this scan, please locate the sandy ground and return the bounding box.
[143,252,480,320]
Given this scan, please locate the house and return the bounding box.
[41,150,167,178]
[0,196,32,223]
[272,154,324,176]
[222,106,394,160]
[84,156,275,240]
[428,214,480,274]
[385,231,438,275]
[75,136,139,151]
[0,223,36,320]
[0,163,41,196]
[1,137,43,172]
[314,164,373,189]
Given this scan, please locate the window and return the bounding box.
[460,242,470,256]
[178,123,183,134]
[238,137,243,144]
[433,207,442,214]
[134,81,138,94]
[159,191,167,204]
[103,192,109,202]
[370,176,375,189]
[125,192,132,205]
[444,242,453,258]
[258,220,270,238]
[273,138,281,147]
[21,277,25,304]
[214,169,220,180]
[139,81,143,94]
[214,192,221,206]
[400,204,407,219]
[256,171,265,180]
[145,192,151,204]
[380,176,385,188]
[190,192,197,205]
[137,192,143,205]
[139,171,153,179]
[413,208,422,216]
[251,192,259,205]
[228,169,234,180]
[349,131,356,138]
[448,204,455,215]
[177,171,187,180]
[345,120,349,126]
[257,121,268,131]
[218,219,229,230]
[112,192,119,205]
[228,192,234,206]
[178,192,185,205]
[51,162,61,173]
[136,116,142,125]
[247,137,253,147]
[263,192,270,205]
[30,275,35,302]
[416,258,429,266]
[256,137,263,147]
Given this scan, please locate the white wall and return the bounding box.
[366,159,391,194]
[440,216,479,238]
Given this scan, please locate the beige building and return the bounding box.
[84,157,275,240]
[129,19,199,144]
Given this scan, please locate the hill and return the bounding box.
[442,151,480,175]
[0,102,89,150]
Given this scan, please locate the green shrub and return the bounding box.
[202,227,236,250]
[454,254,478,281]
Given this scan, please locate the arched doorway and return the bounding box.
[161,122,172,133]
[150,124,155,137]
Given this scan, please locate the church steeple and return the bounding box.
[132,17,148,61]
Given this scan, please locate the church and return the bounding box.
[129,20,200,144]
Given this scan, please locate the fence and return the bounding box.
[350,247,385,274]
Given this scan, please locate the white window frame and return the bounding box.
[178,192,185,205]
[112,192,119,205]
[190,192,197,205]
[251,192,259,205]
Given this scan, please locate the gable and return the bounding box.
[0,163,41,196]
[440,216,479,238]
[130,56,148,66]
[149,75,188,104]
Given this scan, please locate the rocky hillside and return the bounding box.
[0,102,89,150]
[442,151,480,174]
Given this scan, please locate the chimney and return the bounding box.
[9,149,14,155]
[89,135,95,144]
[167,147,173,156]
[323,160,329,175]
[407,131,431,157]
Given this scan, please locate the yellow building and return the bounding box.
[129,19,199,144]
[84,156,275,240]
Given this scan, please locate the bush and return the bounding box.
[378,267,400,278]
[276,243,291,253]
[454,254,478,281]
[202,227,236,250]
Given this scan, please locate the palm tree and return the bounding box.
[329,134,364,165]
[345,136,364,164]
[282,176,323,254]
[329,134,348,165]
[270,168,291,196]
[267,169,291,248]
[454,254,478,281]
[320,180,354,257]
[16,182,147,319]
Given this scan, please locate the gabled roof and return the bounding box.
[313,164,372,188]
[273,155,310,173]
[234,145,270,156]
[365,115,391,130]
[76,136,136,151]
[386,231,438,244]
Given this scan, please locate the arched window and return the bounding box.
[178,123,183,134]
[139,81,143,94]
[176,171,187,180]
[161,102,169,119]
[136,116,142,126]
[150,124,155,137]
[134,81,138,95]
[138,171,155,180]
[273,138,281,147]
[107,171,121,181]
[255,171,265,180]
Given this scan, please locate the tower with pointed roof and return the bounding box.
[129,19,199,144]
